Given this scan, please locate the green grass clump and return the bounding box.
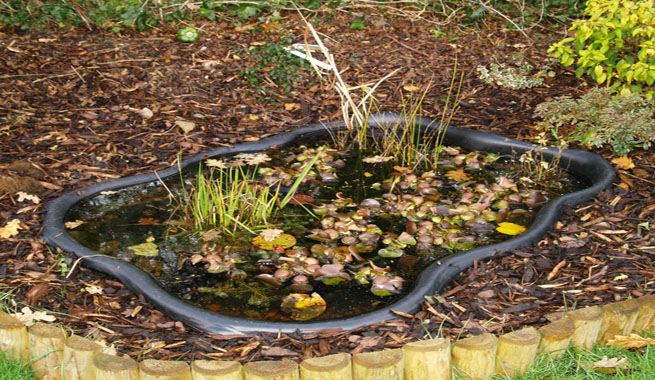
[0,351,35,380]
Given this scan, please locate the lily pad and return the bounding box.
[128,241,159,257]
[251,233,296,250]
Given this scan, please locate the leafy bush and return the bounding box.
[549,0,655,97]
[534,87,655,155]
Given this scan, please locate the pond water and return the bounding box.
[65,139,582,322]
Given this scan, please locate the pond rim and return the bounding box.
[42,113,615,334]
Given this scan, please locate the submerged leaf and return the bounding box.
[128,241,159,257]
[281,292,326,321]
[496,222,526,236]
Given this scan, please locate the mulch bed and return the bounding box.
[1,11,654,362]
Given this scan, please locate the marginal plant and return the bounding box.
[179,152,319,235]
[548,0,655,97]
[534,87,655,156]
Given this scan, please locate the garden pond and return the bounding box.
[64,138,583,322]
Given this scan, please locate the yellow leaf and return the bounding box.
[284,103,297,111]
[146,236,155,243]
[0,219,22,239]
[364,172,373,177]
[496,222,526,236]
[445,168,470,181]
[607,334,655,349]
[403,84,420,92]
[611,156,635,170]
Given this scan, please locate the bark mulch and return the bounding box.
[0,12,653,362]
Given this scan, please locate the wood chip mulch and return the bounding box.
[0,11,653,362]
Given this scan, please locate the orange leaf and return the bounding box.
[606,334,655,349]
[611,156,635,170]
[445,168,470,181]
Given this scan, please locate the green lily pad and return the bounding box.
[321,276,347,286]
[128,241,159,257]
[251,233,296,250]
[378,246,404,258]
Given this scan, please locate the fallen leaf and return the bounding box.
[607,334,655,349]
[138,217,158,225]
[137,107,153,119]
[11,306,56,327]
[281,293,326,321]
[287,194,314,205]
[592,356,628,374]
[64,220,85,229]
[284,103,297,111]
[403,84,420,92]
[16,192,40,204]
[128,241,159,256]
[0,219,22,238]
[611,156,635,170]
[200,230,221,241]
[496,222,527,236]
[260,347,298,357]
[175,120,196,133]
[445,168,470,181]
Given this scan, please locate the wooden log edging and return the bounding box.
[0,294,654,380]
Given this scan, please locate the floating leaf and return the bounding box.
[0,219,22,239]
[16,192,40,204]
[280,292,326,321]
[128,241,159,257]
[64,220,85,229]
[445,168,470,181]
[378,247,404,258]
[258,229,284,242]
[611,156,635,170]
[252,233,296,250]
[496,222,526,236]
[607,334,655,349]
[287,194,315,205]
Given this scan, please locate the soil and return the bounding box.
[1,10,654,362]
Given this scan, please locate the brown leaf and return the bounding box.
[592,356,628,374]
[0,219,22,238]
[260,347,299,357]
[606,334,655,349]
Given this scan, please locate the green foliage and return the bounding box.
[535,87,655,155]
[0,350,35,380]
[549,0,655,98]
[350,19,365,30]
[239,32,313,100]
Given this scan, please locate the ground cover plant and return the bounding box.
[0,0,654,367]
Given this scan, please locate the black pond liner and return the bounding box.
[43,114,615,334]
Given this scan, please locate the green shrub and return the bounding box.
[534,87,655,155]
[549,0,655,97]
